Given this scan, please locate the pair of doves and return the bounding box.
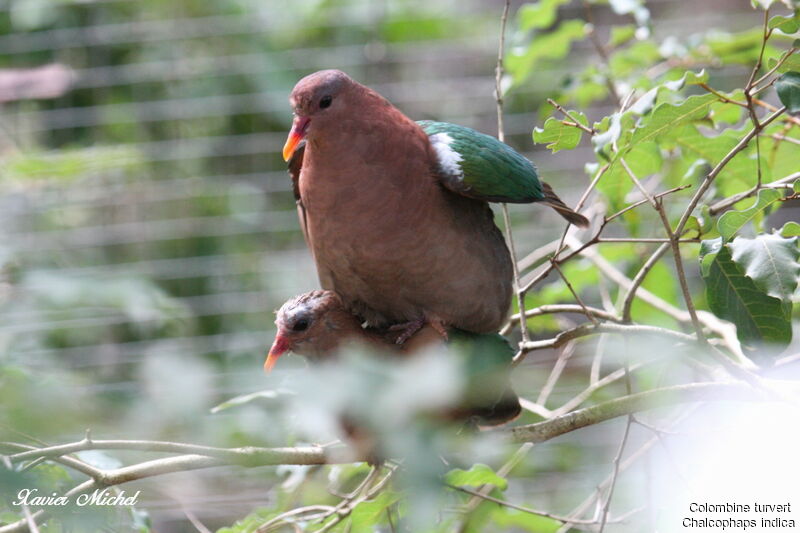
[266,70,588,425]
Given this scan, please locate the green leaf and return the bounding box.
[781,221,800,237]
[507,20,586,85]
[768,53,800,74]
[598,141,662,211]
[609,40,660,78]
[518,0,570,30]
[711,89,746,125]
[533,111,588,152]
[628,70,710,117]
[629,93,717,147]
[350,491,401,532]
[760,133,800,181]
[673,124,766,197]
[751,0,779,9]
[445,464,508,491]
[776,71,800,114]
[768,14,800,33]
[729,234,800,302]
[492,508,562,532]
[704,28,774,66]
[700,238,793,349]
[685,215,703,239]
[568,79,608,107]
[608,24,636,48]
[593,111,636,155]
[717,188,783,241]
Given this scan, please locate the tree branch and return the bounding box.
[516,322,697,360]
[622,242,671,322]
[493,0,529,345]
[674,106,786,237]
[509,382,779,444]
[5,439,328,466]
[507,304,622,326]
[708,172,800,215]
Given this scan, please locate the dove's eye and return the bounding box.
[292,318,310,332]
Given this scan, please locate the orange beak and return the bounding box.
[264,334,290,373]
[282,116,310,161]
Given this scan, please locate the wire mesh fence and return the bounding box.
[0,0,765,530]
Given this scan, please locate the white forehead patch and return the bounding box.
[429,132,463,178]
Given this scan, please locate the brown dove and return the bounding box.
[282,70,587,340]
[266,290,521,426]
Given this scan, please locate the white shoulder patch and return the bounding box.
[428,132,463,178]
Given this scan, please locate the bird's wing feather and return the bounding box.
[287,141,310,246]
[418,120,544,204]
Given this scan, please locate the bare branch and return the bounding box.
[674,106,786,237]
[456,442,533,532]
[448,483,613,527]
[620,143,705,343]
[708,172,800,215]
[752,47,797,90]
[551,260,599,325]
[546,97,596,135]
[509,382,779,444]
[622,242,671,322]
[599,414,632,532]
[507,304,622,325]
[582,0,622,107]
[494,0,528,345]
[517,321,697,358]
[6,439,328,466]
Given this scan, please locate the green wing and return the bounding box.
[417,120,543,204]
[448,330,521,425]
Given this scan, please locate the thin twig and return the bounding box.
[752,47,797,90]
[599,343,634,532]
[183,507,213,533]
[494,0,528,345]
[598,237,699,243]
[708,172,799,215]
[517,321,697,358]
[547,98,596,135]
[753,97,800,126]
[583,0,622,107]
[256,506,337,533]
[619,157,656,208]
[655,197,707,344]
[507,304,622,325]
[551,260,599,325]
[553,360,655,418]
[510,381,779,444]
[7,439,328,465]
[557,409,695,531]
[622,242,671,322]
[456,442,532,532]
[599,415,632,532]
[19,508,39,533]
[769,133,800,146]
[537,342,576,407]
[674,106,786,238]
[605,185,692,224]
[619,150,706,343]
[699,83,748,107]
[448,483,610,526]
